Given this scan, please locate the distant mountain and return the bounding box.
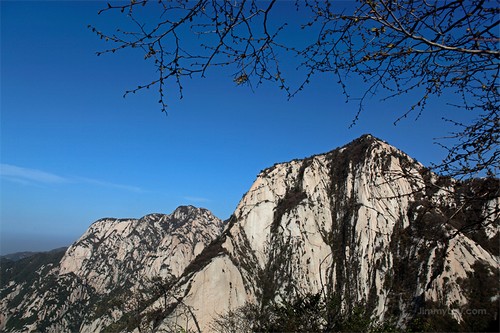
[1,252,38,262]
[1,135,498,332]
[0,248,68,262]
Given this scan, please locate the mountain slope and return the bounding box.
[161,135,498,331]
[1,135,498,332]
[0,206,224,332]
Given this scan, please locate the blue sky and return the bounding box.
[0,1,474,254]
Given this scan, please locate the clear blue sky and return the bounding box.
[0,1,473,254]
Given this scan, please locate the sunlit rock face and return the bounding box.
[59,206,223,290]
[167,134,499,331]
[0,206,224,332]
[1,135,498,332]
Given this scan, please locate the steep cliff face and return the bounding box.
[0,206,224,332]
[60,205,223,291]
[166,135,499,331]
[1,135,498,332]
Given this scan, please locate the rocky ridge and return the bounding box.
[0,134,498,332]
[0,206,224,332]
[161,134,499,331]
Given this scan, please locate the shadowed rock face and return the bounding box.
[1,135,498,332]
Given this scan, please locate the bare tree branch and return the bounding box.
[91,0,499,179]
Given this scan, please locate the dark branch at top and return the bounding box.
[91,0,499,179]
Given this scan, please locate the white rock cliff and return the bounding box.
[1,135,498,332]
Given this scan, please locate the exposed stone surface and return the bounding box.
[1,135,498,332]
[0,206,223,332]
[166,135,499,331]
